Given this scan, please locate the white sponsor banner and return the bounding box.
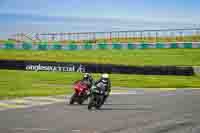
[26,64,86,73]
[193,66,200,75]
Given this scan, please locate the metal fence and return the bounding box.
[12,28,200,43]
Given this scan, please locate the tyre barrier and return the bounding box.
[0,43,200,50]
[0,60,195,76]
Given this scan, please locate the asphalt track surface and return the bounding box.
[0,90,200,133]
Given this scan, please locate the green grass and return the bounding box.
[1,70,200,99]
[0,49,200,66]
[0,70,75,99]
[1,49,200,99]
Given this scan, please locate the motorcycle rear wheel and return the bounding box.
[88,95,95,110]
[78,99,84,105]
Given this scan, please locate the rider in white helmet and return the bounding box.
[95,73,111,103]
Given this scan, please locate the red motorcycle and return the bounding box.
[69,80,90,105]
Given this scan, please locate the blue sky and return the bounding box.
[0,0,200,39]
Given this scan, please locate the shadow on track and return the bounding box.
[104,103,137,106]
[68,103,138,106]
[100,106,153,111]
[67,103,88,106]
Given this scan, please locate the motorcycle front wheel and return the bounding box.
[95,95,104,109]
[69,93,76,105]
[88,95,95,110]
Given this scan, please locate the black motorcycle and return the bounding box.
[88,84,106,110]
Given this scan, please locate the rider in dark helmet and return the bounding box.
[95,73,111,103]
[82,73,94,89]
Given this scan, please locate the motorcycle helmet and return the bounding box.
[101,73,109,83]
[102,73,109,79]
[83,73,91,79]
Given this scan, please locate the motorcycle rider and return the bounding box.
[94,73,111,103]
[81,73,94,89]
[70,73,93,105]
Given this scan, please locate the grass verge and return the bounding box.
[1,70,200,99]
[0,49,200,66]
